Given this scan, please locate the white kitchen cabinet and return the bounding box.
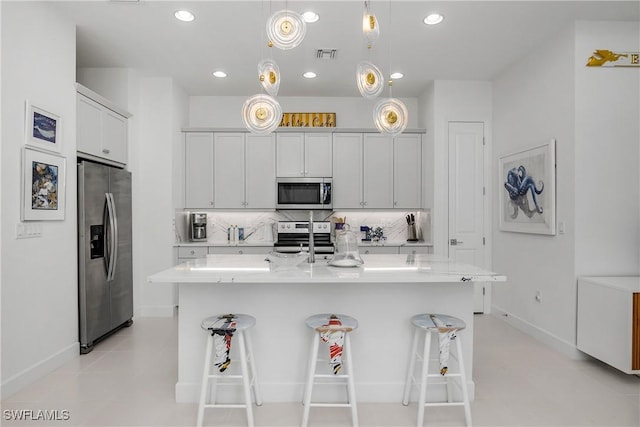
[363,134,394,208]
[398,245,433,255]
[185,132,215,208]
[332,133,363,208]
[208,246,272,255]
[360,246,397,255]
[577,276,640,374]
[185,132,275,209]
[276,132,332,177]
[393,134,422,209]
[176,246,208,265]
[214,133,276,209]
[214,133,245,208]
[76,85,130,167]
[245,134,276,208]
[332,133,393,208]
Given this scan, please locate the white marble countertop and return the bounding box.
[149,254,505,284]
[174,240,432,247]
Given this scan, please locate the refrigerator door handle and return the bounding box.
[105,193,117,281]
[109,192,119,279]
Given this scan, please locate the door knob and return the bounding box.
[450,238,463,245]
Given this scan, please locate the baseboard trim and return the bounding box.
[136,305,177,318]
[491,305,587,360]
[1,342,78,399]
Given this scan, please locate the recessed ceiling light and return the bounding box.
[303,71,317,79]
[423,13,444,25]
[212,71,227,78]
[390,72,404,79]
[174,10,195,22]
[302,11,319,23]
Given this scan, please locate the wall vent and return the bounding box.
[316,49,338,60]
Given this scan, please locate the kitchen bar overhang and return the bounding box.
[148,254,505,403]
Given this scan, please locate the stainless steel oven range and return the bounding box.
[274,221,334,254]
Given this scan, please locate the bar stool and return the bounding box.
[402,314,471,427]
[302,313,359,427]
[197,314,262,427]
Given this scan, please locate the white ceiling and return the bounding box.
[53,1,639,98]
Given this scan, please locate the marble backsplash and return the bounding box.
[175,209,431,244]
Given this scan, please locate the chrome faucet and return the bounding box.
[308,210,315,263]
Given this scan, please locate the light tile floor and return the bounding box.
[2,314,639,426]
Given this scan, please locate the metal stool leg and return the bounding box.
[237,331,255,427]
[197,334,214,427]
[402,327,420,405]
[244,329,262,406]
[416,329,432,427]
[301,332,320,427]
[455,336,472,427]
[344,333,359,427]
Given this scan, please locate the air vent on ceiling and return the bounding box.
[316,49,338,60]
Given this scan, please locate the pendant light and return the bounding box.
[242,1,282,134]
[362,1,380,47]
[266,9,306,50]
[357,2,383,99]
[258,59,280,96]
[242,94,282,135]
[373,1,408,136]
[374,85,408,136]
[356,61,383,99]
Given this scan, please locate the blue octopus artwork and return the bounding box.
[504,165,544,218]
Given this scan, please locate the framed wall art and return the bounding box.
[21,147,66,221]
[25,100,62,153]
[498,139,556,235]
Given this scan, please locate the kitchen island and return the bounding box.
[148,254,505,403]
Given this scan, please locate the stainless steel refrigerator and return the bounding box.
[78,160,133,354]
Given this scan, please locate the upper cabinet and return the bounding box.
[393,134,422,209]
[76,84,130,167]
[332,132,422,209]
[214,133,276,209]
[184,132,276,209]
[276,133,332,177]
[185,132,215,208]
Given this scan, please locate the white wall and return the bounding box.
[429,81,493,257]
[574,21,640,276]
[189,96,419,129]
[492,26,577,353]
[1,2,78,397]
[136,78,188,316]
[492,21,639,356]
[77,69,189,317]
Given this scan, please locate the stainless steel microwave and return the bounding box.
[276,177,332,210]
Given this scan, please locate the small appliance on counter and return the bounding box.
[189,212,208,242]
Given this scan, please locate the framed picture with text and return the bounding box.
[498,139,556,235]
[25,100,62,153]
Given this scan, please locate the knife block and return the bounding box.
[407,224,418,242]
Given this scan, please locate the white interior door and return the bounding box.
[448,122,486,313]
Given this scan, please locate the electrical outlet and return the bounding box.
[535,290,542,302]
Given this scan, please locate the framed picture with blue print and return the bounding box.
[25,100,62,153]
[498,139,556,235]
